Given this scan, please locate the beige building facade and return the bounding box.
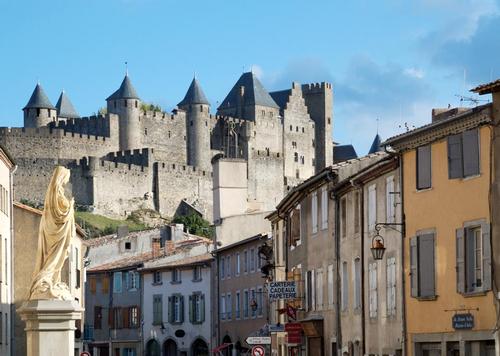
[0,145,14,356]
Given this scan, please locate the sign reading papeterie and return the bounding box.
[267,281,297,300]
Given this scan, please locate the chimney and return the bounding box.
[117,225,129,238]
[152,237,161,258]
[432,107,469,122]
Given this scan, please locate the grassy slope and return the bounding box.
[75,211,147,238]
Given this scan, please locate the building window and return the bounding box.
[220,294,226,320]
[153,270,162,284]
[235,291,241,319]
[410,233,436,298]
[290,204,302,248]
[416,145,432,190]
[294,152,298,162]
[354,258,361,309]
[169,294,184,324]
[341,262,348,311]
[386,176,396,223]
[130,306,139,328]
[306,270,315,311]
[243,290,249,318]
[316,269,323,310]
[89,277,97,295]
[193,266,202,282]
[448,128,480,179]
[327,264,334,307]
[250,249,255,272]
[123,348,136,356]
[94,306,102,329]
[341,197,347,238]
[189,293,205,323]
[456,222,491,294]
[250,289,257,317]
[354,191,360,233]
[386,257,397,316]
[102,276,109,293]
[113,307,122,329]
[171,268,181,283]
[368,184,377,231]
[226,293,232,320]
[236,253,241,275]
[127,271,139,290]
[321,187,328,230]
[220,258,225,279]
[257,287,263,316]
[312,191,318,233]
[368,262,378,318]
[226,256,231,278]
[153,295,163,325]
[113,272,122,293]
[244,250,248,273]
[125,242,131,250]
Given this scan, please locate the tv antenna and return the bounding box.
[454,94,489,106]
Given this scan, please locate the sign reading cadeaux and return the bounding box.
[268,281,297,300]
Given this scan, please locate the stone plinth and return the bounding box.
[18,299,83,356]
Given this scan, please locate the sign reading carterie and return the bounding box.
[268,281,297,300]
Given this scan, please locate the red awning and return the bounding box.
[211,343,231,354]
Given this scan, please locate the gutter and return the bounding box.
[332,189,342,355]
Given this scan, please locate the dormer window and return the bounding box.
[36,108,40,117]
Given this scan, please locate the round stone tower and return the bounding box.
[178,77,211,170]
[106,74,141,151]
[23,83,57,128]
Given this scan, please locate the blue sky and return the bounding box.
[0,0,499,154]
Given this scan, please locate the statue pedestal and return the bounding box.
[18,299,83,356]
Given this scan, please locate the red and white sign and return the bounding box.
[80,352,91,356]
[285,322,303,344]
[252,345,265,356]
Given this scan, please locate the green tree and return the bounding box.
[172,214,214,239]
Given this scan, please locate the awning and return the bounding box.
[211,343,231,354]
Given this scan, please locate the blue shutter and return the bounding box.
[462,129,480,177]
[448,134,463,179]
[180,295,185,323]
[456,228,465,294]
[200,294,205,323]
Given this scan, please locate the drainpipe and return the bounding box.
[398,155,408,356]
[356,181,366,356]
[9,164,17,356]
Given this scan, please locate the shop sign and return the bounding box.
[452,313,474,329]
[268,281,297,300]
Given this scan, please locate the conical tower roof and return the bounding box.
[23,83,55,110]
[368,134,382,154]
[56,91,80,119]
[106,75,140,101]
[218,72,279,110]
[178,78,210,107]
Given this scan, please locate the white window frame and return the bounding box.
[321,187,328,230]
[354,258,361,309]
[316,269,323,310]
[341,262,348,311]
[236,253,241,276]
[368,184,377,231]
[386,176,396,223]
[327,264,334,307]
[235,290,241,319]
[220,294,226,320]
[226,293,232,320]
[369,262,378,318]
[386,257,397,316]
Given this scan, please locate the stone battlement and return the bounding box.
[103,148,152,167]
[301,82,332,93]
[0,126,112,142]
[52,114,115,138]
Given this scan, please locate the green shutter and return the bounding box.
[168,296,173,323]
[189,295,194,323]
[482,222,492,291]
[456,228,465,294]
[200,294,205,323]
[410,237,419,297]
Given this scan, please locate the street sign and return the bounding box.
[246,336,271,345]
[452,313,474,329]
[267,281,297,300]
[80,352,91,356]
[269,324,285,333]
[252,345,265,356]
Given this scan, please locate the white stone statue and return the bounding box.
[28,166,74,301]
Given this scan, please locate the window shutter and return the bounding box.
[482,222,492,291]
[168,296,173,323]
[410,237,419,297]
[456,228,465,294]
[102,276,109,294]
[123,307,129,328]
[108,307,114,329]
[200,294,205,323]
[180,296,185,323]
[419,233,435,297]
[189,295,194,323]
[462,129,480,177]
[124,272,130,291]
[465,228,476,292]
[448,134,463,179]
[136,306,141,328]
[417,145,432,189]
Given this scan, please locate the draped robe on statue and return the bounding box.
[28,166,75,301]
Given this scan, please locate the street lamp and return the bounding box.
[370,223,404,260]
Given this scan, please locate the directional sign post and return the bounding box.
[252,345,265,356]
[246,336,271,345]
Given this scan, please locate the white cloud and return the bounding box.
[404,67,425,79]
[250,64,264,80]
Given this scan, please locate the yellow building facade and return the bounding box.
[386,104,497,355]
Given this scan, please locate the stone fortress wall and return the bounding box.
[0,72,333,222]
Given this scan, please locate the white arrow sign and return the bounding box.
[246,336,271,345]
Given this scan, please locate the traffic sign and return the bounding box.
[80,352,91,356]
[246,336,271,345]
[252,345,265,356]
